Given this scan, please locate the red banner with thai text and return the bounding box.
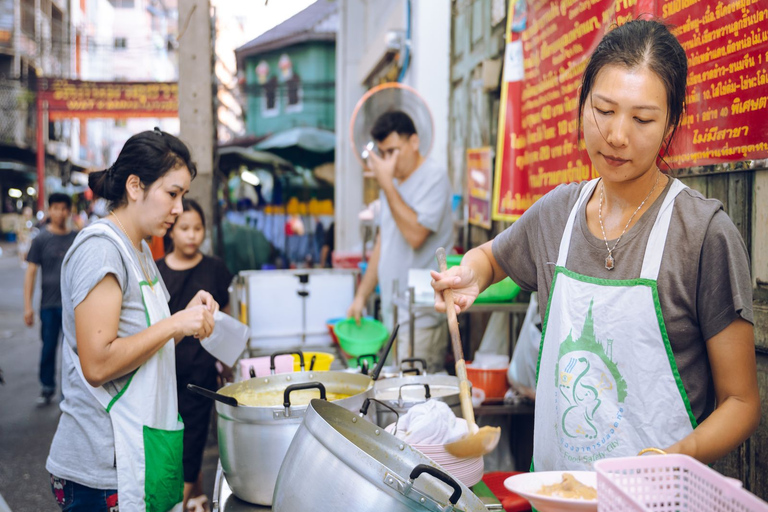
[493,0,768,221]
[38,79,178,120]
[663,0,768,166]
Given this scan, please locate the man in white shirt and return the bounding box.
[347,111,454,372]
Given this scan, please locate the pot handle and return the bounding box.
[397,383,431,408]
[408,464,462,505]
[356,353,379,373]
[271,350,305,373]
[401,368,421,376]
[283,382,326,410]
[359,398,400,434]
[400,358,428,374]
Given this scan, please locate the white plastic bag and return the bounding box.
[201,311,250,367]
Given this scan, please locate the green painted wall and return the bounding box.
[243,41,336,137]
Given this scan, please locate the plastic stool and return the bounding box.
[481,471,532,512]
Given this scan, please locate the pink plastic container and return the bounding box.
[594,454,768,511]
[238,354,294,380]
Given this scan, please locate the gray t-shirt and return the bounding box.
[492,178,753,423]
[378,158,454,328]
[26,227,77,309]
[46,220,170,489]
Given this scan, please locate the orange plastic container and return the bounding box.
[466,364,510,402]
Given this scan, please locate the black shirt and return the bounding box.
[156,255,233,384]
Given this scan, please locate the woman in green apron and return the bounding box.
[432,19,760,470]
[47,129,219,511]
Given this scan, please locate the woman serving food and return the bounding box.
[432,19,760,471]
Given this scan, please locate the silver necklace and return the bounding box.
[597,171,660,270]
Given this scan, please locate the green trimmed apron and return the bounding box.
[64,223,184,511]
[533,178,696,471]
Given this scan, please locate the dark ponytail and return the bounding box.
[89,128,197,209]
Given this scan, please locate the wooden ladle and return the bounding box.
[435,247,501,458]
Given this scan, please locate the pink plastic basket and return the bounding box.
[594,454,768,512]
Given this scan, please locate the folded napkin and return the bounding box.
[385,400,468,445]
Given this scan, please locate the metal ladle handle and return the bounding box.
[359,397,400,435]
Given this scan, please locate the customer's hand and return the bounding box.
[346,297,365,325]
[186,290,220,315]
[431,266,481,314]
[173,305,215,340]
[24,308,34,327]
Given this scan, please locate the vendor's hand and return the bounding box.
[365,147,398,186]
[431,266,481,315]
[24,308,34,327]
[346,297,365,325]
[172,305,215,340]
[186,290,220,315]
[216,362,234,386]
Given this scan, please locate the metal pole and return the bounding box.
[36,96,45,212]
[408,285,415,359]
[392,278,399,364]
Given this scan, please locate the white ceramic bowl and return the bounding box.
[503,471,598,512]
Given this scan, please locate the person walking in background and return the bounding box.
[156,198,232,512]
[346,110,454,372]
[23,193,77,406]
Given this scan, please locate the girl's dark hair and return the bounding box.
[88,128,197,209]
[577,19,688,160]
[164,198,205,253]
[179,198,205,229]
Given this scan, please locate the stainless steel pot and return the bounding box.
[273,399,486,511]
[215,371,374,506]
[373,374,461,428]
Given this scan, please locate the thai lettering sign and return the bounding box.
[665,0,768,166]
[467,147,493,229]
[493,0,768,221]
[38,79,178,120]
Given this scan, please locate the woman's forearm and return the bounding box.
[665,394,760,464]
[79,316,179,387]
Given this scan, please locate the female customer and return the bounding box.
[47,129,219,511]
[156,198,232,512]
[432,19,759,471]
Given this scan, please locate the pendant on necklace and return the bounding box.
[605,254,615,270]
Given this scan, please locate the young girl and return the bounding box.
[432,19,760,471]
[156,198,232,512]
[47,129,219,511]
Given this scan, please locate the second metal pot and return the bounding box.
[372,374,462,428]
[215,371,374,506]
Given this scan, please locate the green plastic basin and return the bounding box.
[333,318,389,357]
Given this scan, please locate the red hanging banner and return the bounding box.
[38,79,178,120]
[492,0,768,221]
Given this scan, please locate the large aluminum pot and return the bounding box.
[373,374,461,428]
[215,371,374,506]
[273,399,486,511]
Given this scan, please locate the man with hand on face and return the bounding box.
[23,193,78,406]
[347,110,454,372]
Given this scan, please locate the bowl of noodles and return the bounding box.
[503,471,598,512]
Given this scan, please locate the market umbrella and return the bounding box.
[254,127,336,169]
[217,146,294,173]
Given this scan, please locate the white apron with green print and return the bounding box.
[532,178,696,471]
[64,223,184,511]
